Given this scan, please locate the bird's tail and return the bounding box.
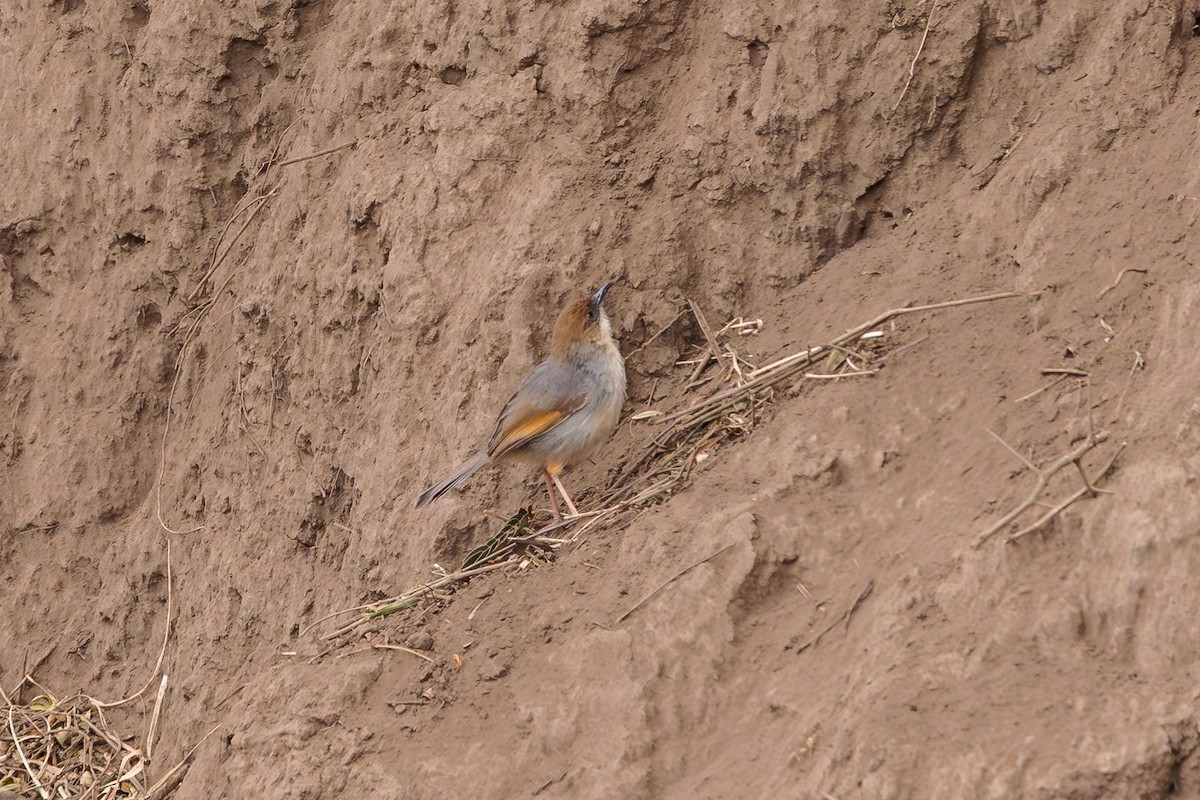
[415,452,489,508]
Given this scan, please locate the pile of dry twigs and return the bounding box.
[0,676,193,800]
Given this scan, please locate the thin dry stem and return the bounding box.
[7,706,50,799]
[662,291,1028,429]
[90,538,173,709]
[143,724,219,800]
[145,674,169,762]
[323,559,516,640]
[1007,443,1125,542]
[893,0,939,113]
[975,432,1112,548]
[986,428,1037,473]
[365,643,435,662]
[186,190,276,302]
[1015,374,1067,403]
[274,140,355,169]
[803,369,880,380]
[1113,350,1145,420]
[617,541,739,623]
[1097,267,1149,299]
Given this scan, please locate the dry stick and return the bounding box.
[658,350,816,426]
[189,191,269,303]
[1083,379,1101,460]
[617,541,739,623]
[186,190,276,302]
[156,348,208,534]
[803,368,880,380]
[155,324,208,536]
[841,579,875,633]
[686,298,723,383]
[7,707,50,799]
[1008,443,1125,543]
[974,432,1109,548]
[628,307,686,357]
[16,522,58,533]
[1015,374,1067,403]
[893,0,939,113]
[742,344,827,382]
[795,580,876,654]
[1113,350,1144,420]
[274,140,355,169]
[986,428,1037,472]
[254,118,300,175]
[143,724,220,800]
[875,333,929,363]
[365,643,435,663]
[332,645,373,661]
[1097,267,1148,299]
[301,599,386,634]
[563,501,635,543]
[322,559,516,640]
[1041,367,1090,378]
[661,291,1028,428]
[144,674,168,762]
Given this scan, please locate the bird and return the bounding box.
[416,283,626,518]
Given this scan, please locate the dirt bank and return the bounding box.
[3,0,1199,797]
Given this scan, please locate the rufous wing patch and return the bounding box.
[489,409,568,457]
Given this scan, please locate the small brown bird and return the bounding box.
[416,283,625,517]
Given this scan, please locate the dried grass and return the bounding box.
[0,677,210,800]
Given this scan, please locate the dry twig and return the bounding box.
[686,298,723,383]
[986,428,1037,472]
[316,497,659,640]
[794,580,875,654]
[157,139,354,536]
[617,541,739,623]
[893,0,938,113]
[1007,443,1125,543]
[626,308,686,357]
[659,291,1027,432]
[274,140,355,169]
[1113,350,1145,420]
[975,432,1117,548]
[1097,267,1148,299]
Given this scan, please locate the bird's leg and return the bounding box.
[550,473,580,518]
[542,469,563,520]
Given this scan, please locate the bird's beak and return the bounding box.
[590,283,612,314]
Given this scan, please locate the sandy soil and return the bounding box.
[3,0,1200,797]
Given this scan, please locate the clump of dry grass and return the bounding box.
[1,669,214,800]
[602,291,1029,510]
[312,505,583,641]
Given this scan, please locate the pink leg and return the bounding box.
[550,473,580,517]
[542,469,563,520]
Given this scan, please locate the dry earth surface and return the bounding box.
[3,0,1200,797]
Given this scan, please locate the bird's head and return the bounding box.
[551,283,615,357]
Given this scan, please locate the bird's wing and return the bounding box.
[487,362,587,459]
